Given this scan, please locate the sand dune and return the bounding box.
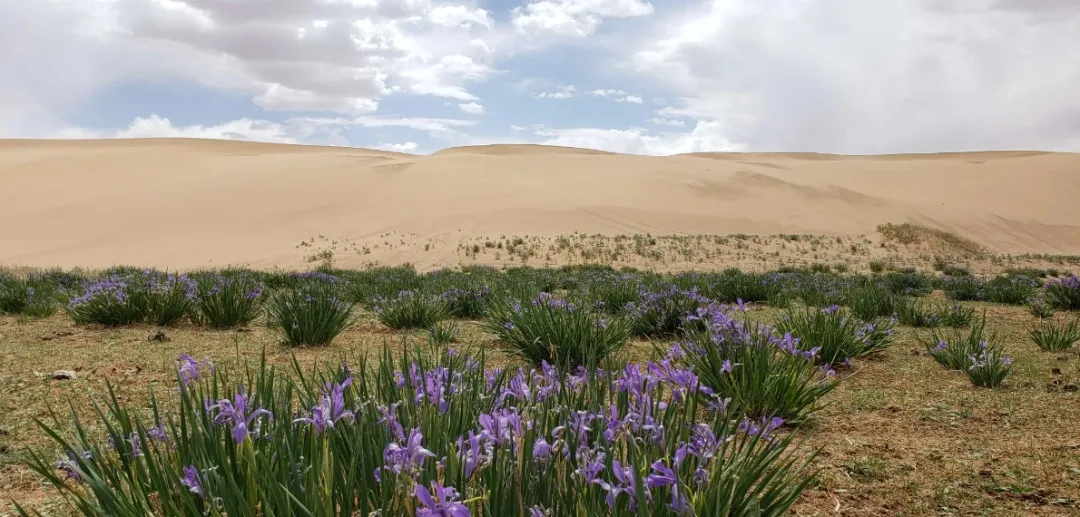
[2,138,1079,271]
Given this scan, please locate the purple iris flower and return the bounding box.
[377,402,405,441]
[573,447,605,484]
[295,378,355,433]
[209,387,274,444]
[532,437,553,461]
[478,408,523,448]
[180,465,203,497]
[456,431,489,478]
[415,481,470,517]
[383,428,435,477]
[594,459,637,511]
[646,460,689,513]
[497,369,531,406]
[177,354,213,387]
[52,450,91,481]
[739,416,785,439]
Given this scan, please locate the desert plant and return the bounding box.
[268,281,355,346]
[893,297,941,327]
[438,286,493,319]
[983,274,1040,305]
[0,274,58,318]
[19,345,818,517]
[1046,274,1080,310]
[66,271,196,326]
[374,290,450,330]
[192,272,265,328]
[681,305,837,423]
[774,305,894,365]
[428,321,460,345]
[486,293,630,368]
[845,285,898,320]
[879,270,933,296]
[1029,318,1080,352]
[625,285,712,337]
[963,343,1012,388]
[942,275,986,301]
[922,313,994,370]
[1026,296,1056,319]
[937,303,975,328]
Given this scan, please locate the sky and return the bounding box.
[2,0,1079,155]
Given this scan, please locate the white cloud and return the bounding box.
[512,0,654,37]
[589,89,627,97]
[459,102,485,115]
[115,114,299,144]
[377,141,419,153]
[535,120,744,155]
[648,117,685,127]
[510,125,529,131]
[629,0,1080,152]
[589,89,642,104]
[533,85,577,99]
[428,6,494,28]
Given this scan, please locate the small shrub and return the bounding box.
[845,285,898,321]
[1029,319,1080,352]
[67,275,142,326]
[868,261,886,274]
[438,286,493,319]
[486,293,629,368]
[427,321,460,344]
[268,281,355,346]
[0,274,58,318]
[1026,296,1055,319]
[374,290,450,330]
[894,297,941,327]
[1046,274,1080,310]
[626,285,712,337]
[774,305,894,365]
[192,273,265,328]
[681,306,837,423]
[67,272,195,326]
[938,303,975,328]
[922,313,993,370]
[983,274,1040,305]
[964,343,1012,388]
[942,276,986,301]
[880,271,933,296]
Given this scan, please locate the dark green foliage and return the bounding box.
[1029,318,1080,352]
[486,294,630,368]
[844,285,898,321]
[267,280,355,346]
[191,272,265,328]
[374,290,450,330]
[774,306,894,365]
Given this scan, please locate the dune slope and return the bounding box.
[2,138,1079,270]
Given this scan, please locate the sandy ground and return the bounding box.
[2,138,1079,271]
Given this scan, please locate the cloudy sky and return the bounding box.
[3,0,1079,155]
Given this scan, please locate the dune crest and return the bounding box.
[2,138,1079,270]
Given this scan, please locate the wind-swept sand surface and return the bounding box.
[2,138,1079,270]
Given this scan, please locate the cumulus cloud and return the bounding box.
[535,121,744,155]
[588,89,642,104]
[377,141,420,153]
[459,102,485,115]
[532,85,577,99]
[115,114,300,144]
[630,0,1080,152]
[512,0,654,37]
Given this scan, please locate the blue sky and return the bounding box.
[3,0,1080,154]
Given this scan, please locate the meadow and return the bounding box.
[1,253,1079,516]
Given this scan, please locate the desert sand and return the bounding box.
[2,138,1079,271]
